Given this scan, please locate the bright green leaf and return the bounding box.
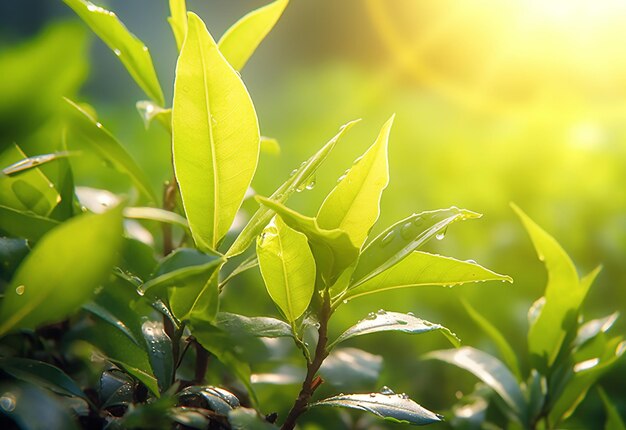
[2,151,75,176]
[124,206,189,232]
[64,98,157,202]
[168,0,187,52]
[257,216,316,322]
[0,205,123,336]
[136,101,172,133]
[173,12,260,252]
[260,136,280,155]
[218,0,289,71]
[351,207,482,288]
[425,346,527,423]
[309,390,443,426]
[513,204,595,369]
[63,0,164,105]
[226,119,359,258]
[339,251,512,305]
[317,115,393,249]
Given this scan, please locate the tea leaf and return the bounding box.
[257,197,358,285]
[168,0,187,52]
[319,348,383,390]
[218,0,289,71]
[135,101,171,132]
[173,12,259,252]
[228,408,278,430]
[63,0,164,105]
[0,358,86,399]
[339,251,511,304]
[310,391,442,425]
[329,310,460,350]
[426,347,527,422]
[513,204,594,369]
[0,205,59,241]
[0,205,123,336]
[257,216,315,323]
[2,151,74,176]
[141,321,174,393]
[124,206,189,232]
[317,115,393,249]
[227,119,358,258]
[351,207,481,287]
[64,98,157,202]
[216,312,293,338]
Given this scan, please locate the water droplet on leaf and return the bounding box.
[376,309,386,315]
[380,386,395,395]
[15,285,25,296]
[0,393,17,412]
[380,230,395,246]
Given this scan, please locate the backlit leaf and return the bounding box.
[218,0,289,71]
[168,0,187,52]
[216,312,293,338]
[0,205,59,242]
[257,216,315,322]
[63,0,164,105]
[173,12,260,252]
[317,115,393,249]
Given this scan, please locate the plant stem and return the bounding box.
[281,291,331,430]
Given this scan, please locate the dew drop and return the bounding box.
[466,259,477,264]
[15,285,25,296]
[342,299,348,304]
[366,312,377,320]
[0,393,16,412]
[380,230,395,246]
[289,168,298,177]
[400,222,414,239]
[435,230,446,240]
[305,178,316,190]
[412,215,423,225]
[352,155,363,165]
[211,116,218,125]
[376,309,386,315]
[379,386,395,395]
[369,393,376,398]
[337,174,347,183]
[113,49,122,56]
[407,312,415,316]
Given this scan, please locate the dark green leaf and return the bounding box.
[330,310,460,350]
[310,389,443,425]
[351,207,481,288]
[228,407,278,429]
[99,369,134,409]
[141,321,173,393]
[0,358,86,399]
[0,238,29,282]
[598,387,626,430]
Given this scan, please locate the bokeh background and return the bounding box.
[2,0,625,428]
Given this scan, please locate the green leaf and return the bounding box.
[0,205,59,241]
[136,101,172,133]
[124,206,189,232]
[228,408,278,430]
[141,321,174,393]
[260,136,280,155]
[64,98,157,202]
[63,0,164,105]
[226,119,359,258]
[575,312,619,347]
[216,312,293,338]
[257,216,315,323]
[173,12,260,252]
[0,205,123,336]
[329,310,459,350]
[2,151,75,176]
[317,115,393,249]
[310,390,443,425]
[351,207,481,288]
[319,347,383,390]
[256,197,358,285]
[0,358,86,399]
[218,0,289,71]
[339,251,512,305]
[0,143,60,217]
[168,0,187,52]
[462,300,522,381]
[599,387,626,430]
[425,347,527,422]
[512,204,595,368]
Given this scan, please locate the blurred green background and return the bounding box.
[2,0,625,427]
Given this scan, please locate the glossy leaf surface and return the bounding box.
[340,251,511,304]
[227,119,358,258]
[0,358,86,399]
[216,312,293,338]
[351,207,481,287]
[63,0,164,105]
[218,0,289,71]
[173,12,259,251]
[317,115,393,249]
[257,216,315,322]
[330,310,460,349]
[310,390,442,425]
[142,321,174,393]
[0,206,123,336]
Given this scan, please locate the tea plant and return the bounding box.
[427,205,625,429]
[0,0,516,428]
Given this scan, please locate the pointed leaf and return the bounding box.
[168,0,187,51]
[2,151,75,176]
[142,321,174,393]
[462,300,521,381]
[136,101,171,132]
[425,347,527,421]
[513,204,596,368]
[218,0,289,71]
[64,98,157,202]
[340,251,512,304]
[575,312,619,347]
[63,0,164,105]
[216,312,293,338]
[0,358,86,399]
[352,207,481,287]
[173,12,260,251]
[257,216,315,322]
[0,205,59,241]
[330,310,459,350]
[226,119,359,258]
[317,115,393,248]
[599,387,626,430]
[257,197,358,284]
[124,206,189,232]
[310,391,443,425]
[0,205,123,336]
